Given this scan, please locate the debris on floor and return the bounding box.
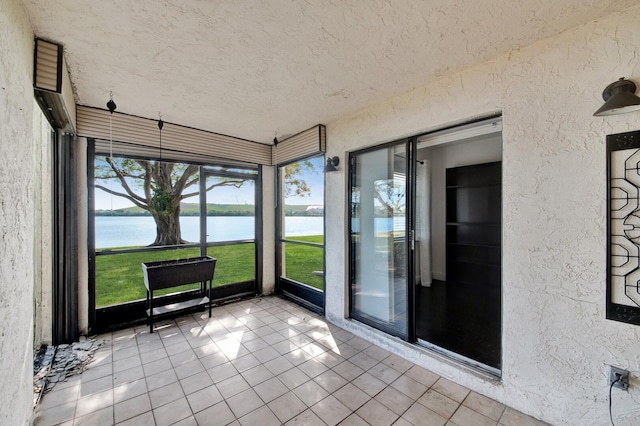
[33,338,102,408]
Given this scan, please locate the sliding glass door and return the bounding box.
[349,140,410,339]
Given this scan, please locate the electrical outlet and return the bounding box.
[609,366,629,391]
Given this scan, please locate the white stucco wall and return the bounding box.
[262,165,276,295]
[325,5,640,425]
[0,0,36,424]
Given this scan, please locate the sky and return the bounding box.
[94,157,325,210]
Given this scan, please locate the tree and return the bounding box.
[95,156,319,246]
[95,157,247,246]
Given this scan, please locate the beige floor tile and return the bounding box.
[171,416,197,426]
[285,408,326,426]
[75,388,114,418]
[174,359,205,380]
[113,345,140,361]
[332,382,371,411]
[391,374,429,400]
[283,348,314,366]
[180,370,213,395]
[264,356,295,376]
[114,393,152,423]
[405,365,440,388]
[169,349,198,367]
[356,399,399,426]
[253,377,289,403]
[268,391,307,423]
[199,351,228,370]
[298,358,330,378]
[207,361,238,384]
[114,354,142,373]
[194,401,236,426]
[218,374,250,399]
[116,411,155,426]
[418,389,459,419]
[143,358,173,377]
[375,387,414,416]
[231,353,261,373]
[241,364,274,387]
[338,413,370,426]
[73,406,113,426]
[368,362,402,384]
[114,365,146,387]
[451,405,497,426]
[79,375,112,397]
[226,388,264,418]
[292,380,330,407]
[186,383,223,414]
[402,402,447,426]
[313,369,348,393]
[114,378,148,403]
[38,384,79,411]
[463,391,505,421]
[332,360,365,382]
[431,378,470,403]
[34,400,76,426]
[499,407,549,426]
[153,396,192,426]
[80,364,112,383]
[239,405,281,426]
[145,368,178,392]
[362,345,392,361]
[352,372,387,397]
[310,395,351,426]
[277,366,310,390]
[349,353,378,371]
[253,346,280,363]
[381,354,414,374]
[149,381,184,409]
[140,348,168,365]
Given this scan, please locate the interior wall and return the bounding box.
[324,5,640,425]
[419,134,502,280]
[0,0,37,424]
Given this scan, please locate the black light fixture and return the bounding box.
[325,156,340,172]
[158,113,164,161]
[594,78,640,116]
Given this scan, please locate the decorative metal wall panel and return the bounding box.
[607,130,640,325]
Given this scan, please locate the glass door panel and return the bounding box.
[350,142,409,338]
[278,156,325,312]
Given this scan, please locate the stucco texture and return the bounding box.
[0,0,35,424]
[324,5,640,426]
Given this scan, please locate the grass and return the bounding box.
[95,235,324,307]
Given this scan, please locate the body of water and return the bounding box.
[95,216,326,249]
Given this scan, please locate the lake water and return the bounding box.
[95,216,325,248]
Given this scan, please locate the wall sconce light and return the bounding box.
[325,156,340,172]
[594,78,640,116]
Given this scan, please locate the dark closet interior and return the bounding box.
[416,161,502,370]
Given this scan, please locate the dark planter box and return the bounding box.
[142,256,216,291]
[142,256,217,332]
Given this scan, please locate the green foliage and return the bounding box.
[151,184,174,217]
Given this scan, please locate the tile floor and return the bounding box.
[33,296,548,426]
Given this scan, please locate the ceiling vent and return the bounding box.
[33,38,76,132]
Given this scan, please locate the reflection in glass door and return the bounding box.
[349,141,410,339]
[278,156,325,313]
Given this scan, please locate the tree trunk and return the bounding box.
[151,202,186,246]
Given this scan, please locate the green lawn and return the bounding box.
[95,235,324,307]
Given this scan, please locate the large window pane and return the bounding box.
[350,143,408,338]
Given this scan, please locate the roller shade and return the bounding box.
[273,125,326,165]
[77,106,272,165]
[33,38,77,131]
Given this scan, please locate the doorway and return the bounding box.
[349,117,503,373]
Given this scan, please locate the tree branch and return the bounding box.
[95,184,148,210]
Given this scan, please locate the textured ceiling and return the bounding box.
[22,0,637,143]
